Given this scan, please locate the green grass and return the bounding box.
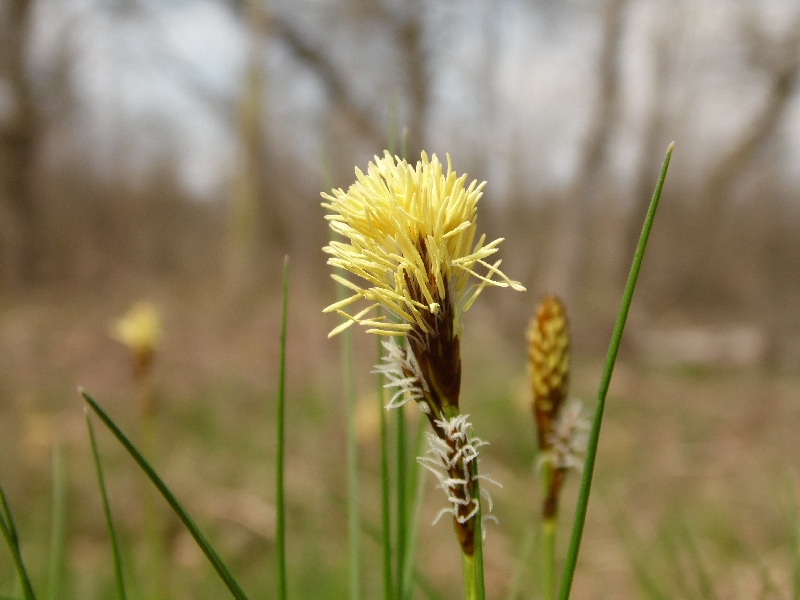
[2,142,800,600]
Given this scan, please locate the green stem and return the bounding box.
[276,256,289,600]
[395,403,407,600]
[540,458,557,600]
[377,322,394,600]
[557,143,672,600]
[461,551,478,600]
[401,417,428,600]
[47,444,66,600]
[338,283,361,600]
[542,519,556,600]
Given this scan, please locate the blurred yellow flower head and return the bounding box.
[322,151,524,337]
[111,301,161,356]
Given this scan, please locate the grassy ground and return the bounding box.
[1,286,798,599]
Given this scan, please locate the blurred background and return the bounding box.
[1,0,799,598]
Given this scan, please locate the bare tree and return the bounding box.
[540,0,628,304]
[0,0,37,288]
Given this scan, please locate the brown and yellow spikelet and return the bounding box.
[527,295,570,452]
[527,296,588,520]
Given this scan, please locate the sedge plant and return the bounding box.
[321,151,525,599]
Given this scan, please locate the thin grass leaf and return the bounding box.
[336,274,361,600]
[276,255,289,600]
[376,308,394,600]
[558,143,673,600]
[413,572,447,600]
[401,415,428,600]
[504,526,537,600]
[46,444,66,600]
[394,398,407,600]
[86,410,128,600]
[80,390,250,600]
[614,511,669,600]
[0,487,36,600]
[358,509,437,600]
[675,513,716,600]
[0,497,35,600]
[752,553,783,600]
[659,520,700,600]
[789,477,800,600]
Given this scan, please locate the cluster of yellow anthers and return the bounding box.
[322,150,524,338]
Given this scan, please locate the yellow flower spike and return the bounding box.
[111,301,161,379]
[111,302,161,356]
[327,152,525,561]
[322,151,525,338]
[527,295,570,453]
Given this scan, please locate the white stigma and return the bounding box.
[417,414,500,526]
[373,337,428,410]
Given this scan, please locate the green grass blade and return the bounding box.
[394,401,407,600]
[46,444,66,600]
[80,389,250,600]
[614,510,669,600]
[376,309,394,600]
[86,410,128,600]
[336,276,361,600]
[504,526,536,600]
[558,143,673,600]
[659,522,700,600]
[789,477,800,600]
[675,514,716,600]
[276,255,289,600]
[401,413,427,600]
[0,486,37,600]
[413,572,447,600]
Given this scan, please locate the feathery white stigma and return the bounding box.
[373,338,430,411]
[417,415,500,525]
[538,399,589,472]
